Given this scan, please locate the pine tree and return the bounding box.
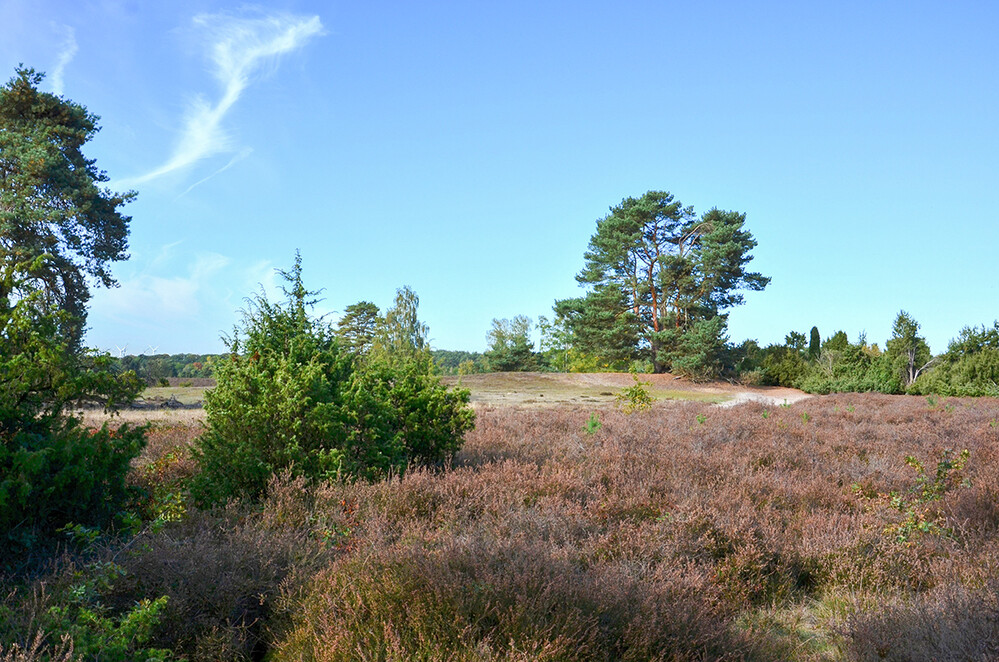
[555,191,768,376]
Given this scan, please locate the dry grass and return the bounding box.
[263,394,999,659]
[10,393,999,660]
[77,407,206,428]
[137,385,210,406]
[0,632,75,662]
[445,371,749,406]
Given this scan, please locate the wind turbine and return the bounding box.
[145,345,159,355]
[113,344,128,358]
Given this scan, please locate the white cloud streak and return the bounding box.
[123,11,323,187]
[50,24,77,95]
[93,252,232,322]
[179,146,254,197]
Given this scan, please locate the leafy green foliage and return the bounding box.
[654,316,728,380]
[856,449,971,544]
[0,323,143,558]
[885,310,934,389]
[616,369,655,413]
[1,416,145,557]
[583,412,602,434]
[484,315,540,372]
[556,190,768,376]
[536,314,572,372]
[336,300,380,356]
[431,349,486,375]
[0,67,133,344]
[761,328,900,394]
[117,353,220,381]
[41,562,174,661]
[760,345,809,388]
[0,560,175,660]
[808,326,821,360]
[370,286,428,367]
[191,256,474,506]
[553,288,638,368]
[0,69,144,560]
[910,322,999,396]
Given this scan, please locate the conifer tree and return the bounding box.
[556,191,768,376]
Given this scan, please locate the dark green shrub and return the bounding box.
[1,292,144,560]
[808,326,821,360]
[760,345,809,387]
[1,419,145,555]
[190,255,474,506]
[909,324,999,396]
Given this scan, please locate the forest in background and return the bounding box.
[117,311,999,399]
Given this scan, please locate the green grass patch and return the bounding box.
[139,386,209,406]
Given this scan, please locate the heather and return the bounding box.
[5,394,999,660]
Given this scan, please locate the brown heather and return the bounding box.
[267,395,999,660]
[6,394,999,660]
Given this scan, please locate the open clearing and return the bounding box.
[82,372,808,427]
[443,371,809,408]
[137,385,209,406]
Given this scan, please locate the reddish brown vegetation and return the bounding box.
[270,395,999,660]
[7,395,999,660]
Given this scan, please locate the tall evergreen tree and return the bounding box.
[1,67,134,345]
[484,315,538,372]
[808,326,821,360]
[1,67,143,557]
[337,301,380,356]
[556,191,769,376]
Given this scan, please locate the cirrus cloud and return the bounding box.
[49,24,77,96]
[119,11,324,188]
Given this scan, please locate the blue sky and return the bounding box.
[3,1,997,356]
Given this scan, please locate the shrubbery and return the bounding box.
[747,315,999,397]
[1,293,144,559]
[190,256,474,506]
[909,323,999,397]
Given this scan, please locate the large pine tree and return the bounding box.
[556,190,769,377]
[0,67,134,345]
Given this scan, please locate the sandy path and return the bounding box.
[716,390,812,408]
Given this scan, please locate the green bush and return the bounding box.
[1,292,144,560]
[1,419,145,555]
[909,324,999,397]
[190,255,474,506]
[760,346,809,387]
[616,369,655,413]
[0,559,176,661]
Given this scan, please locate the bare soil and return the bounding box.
[442,371,810,409]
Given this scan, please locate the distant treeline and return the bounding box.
[116,314,999,397]
[117,354,220,382]
[430,350,487,375]
[118,351,490,381]
[743,315,999,397]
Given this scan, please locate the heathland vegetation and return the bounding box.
[4,65,999,661]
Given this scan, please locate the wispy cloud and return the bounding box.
[92,252,232,323]
[180,146,254,197]
[50,24,77,96]
[122,11,323,187]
